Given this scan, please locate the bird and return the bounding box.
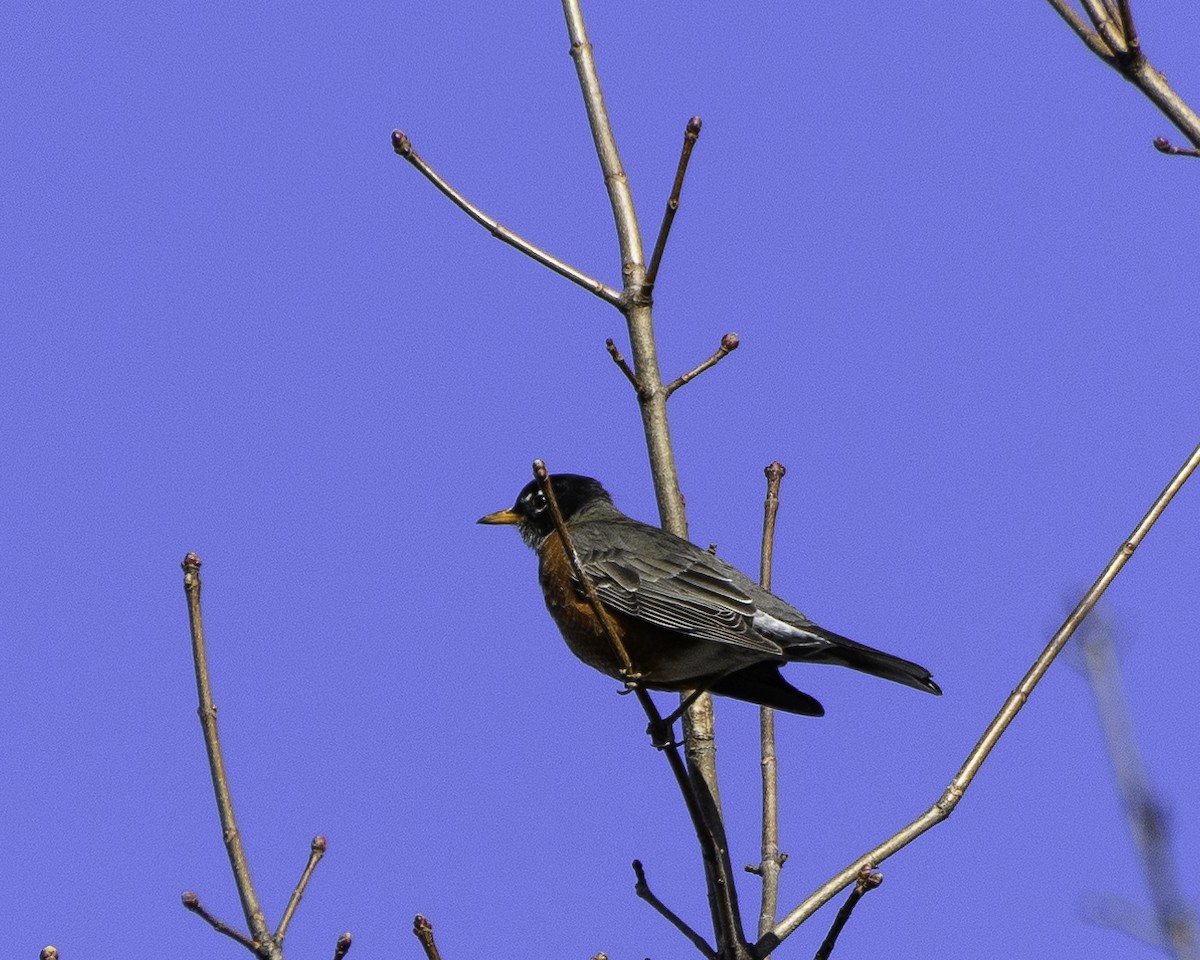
[479,473,941,716]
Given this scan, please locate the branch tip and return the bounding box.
[40,949,59,960]
[664,333,740,397]
[179,891,258,951]
[312,835,327,853]
[390,125,620,303]
[412,914,443,960]
[645,112,706,287]
[334,932,354,960]
[606,338,647,395]
[1153,136,1200,157]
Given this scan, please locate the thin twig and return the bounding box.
[606,338,647,397]
[1078,620,1198,960]
[1044,0,1117,62]
[812,868,883,960]
[1115,0,1138,52]
[755,462,787,944]
[1153,137,1200,157]
[645,116,703,291]
[664,333,740,398]
[181,554,278,958]
[757,440,1200,954]
[276,836,327,944]
[391,131,621,306]
[181,891,260,952]
[412,915,443,960]
[1079,0,1130,58]
[534,460,751,959]
[633,860,717,959]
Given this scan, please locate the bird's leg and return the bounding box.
[619,669,645,692]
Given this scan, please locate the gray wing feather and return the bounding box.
[567,519,785,656]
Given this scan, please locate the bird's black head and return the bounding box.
[478,474,613,547]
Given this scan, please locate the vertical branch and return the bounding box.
[559,0,685,534]
[556,3,729,946]
[181,554,277,956]
[560,0,643,272]
[756,463,787,942]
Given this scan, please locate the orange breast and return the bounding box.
[537,531,722,689]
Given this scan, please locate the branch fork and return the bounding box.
[180,556,342,959]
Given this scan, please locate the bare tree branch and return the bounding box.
[276,836,327,945]
[645,116,703,291]
[181,891,259,952]
[605,337,648,398]
[812,868,883,960]
[556,3,732,947]
[758,439,1200,954]
[181,554,279,959]
[633,859,717,959]
[1044,0,1200,148]
[391,131,621,306]
[754,462,787,944]
[412,915,443,960]
[664,333,740,398]
[1153,137,1200,157]
[1079,0,1130,57]
[1045,0,1118,62]
[558,0,685,533]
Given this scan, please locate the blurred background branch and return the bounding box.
[1076,615,1197,960]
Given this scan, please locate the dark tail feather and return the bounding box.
[802,627,942,695]
[710,663,825,716]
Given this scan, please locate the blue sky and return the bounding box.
[4,3,1198,958]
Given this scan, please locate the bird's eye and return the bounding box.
[531,492,548,513]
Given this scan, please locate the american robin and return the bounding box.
[479,473,941,716]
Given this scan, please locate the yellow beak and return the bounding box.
[478,508,522,525]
